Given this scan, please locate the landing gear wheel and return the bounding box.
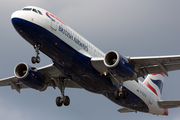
[114,89,121,100]
[122,89,129,99]
[31,56,41,64]
[36,56,41,63]
[54,78,70,107]
[63,96,70,106]
[31,56,37,64]
[31,44,41,64]
[56,97,63,107]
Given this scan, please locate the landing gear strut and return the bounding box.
[53,78,70,107]
[31,44,41,64]
[114,86,129,100]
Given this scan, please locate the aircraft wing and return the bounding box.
[0,64,82,93]
[129,55,180,77]
[91,55,180,78]
[158,100,180,109]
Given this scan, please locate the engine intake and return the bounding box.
[14,63,47,91]
[104,51,136,80]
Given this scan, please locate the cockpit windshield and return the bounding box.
[23,8,32,11]
[22,7,43,15]
[32,8,38,13]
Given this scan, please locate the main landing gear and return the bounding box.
[114,86,129,100]
[53,78,70,107]
[31,44,41,64]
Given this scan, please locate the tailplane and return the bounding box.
[143,73,165,98]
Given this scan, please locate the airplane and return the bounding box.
[1,6,180,116]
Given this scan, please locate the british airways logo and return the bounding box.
[46,12,88,52]
[59,25,88,51]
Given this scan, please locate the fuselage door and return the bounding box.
[51,19,57,31]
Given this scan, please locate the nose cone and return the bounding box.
[163,108,168,116]
[11,11,22,27]
[11,10,21,21]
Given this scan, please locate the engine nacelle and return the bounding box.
[14,63,47,91]
[104,51,136,80]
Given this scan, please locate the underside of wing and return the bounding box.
[91,55,180,81]
[158,100,180,109]
[0,63,82,93]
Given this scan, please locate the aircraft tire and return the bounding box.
[31,56,36,64]
[63,96,70,106]
[122,89,129,99]
[114,89,121,100]
[36,56,40,63]
[56,97,62,107]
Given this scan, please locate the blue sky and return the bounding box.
[0,0,180,120]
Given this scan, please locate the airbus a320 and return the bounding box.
[1,6,180,116]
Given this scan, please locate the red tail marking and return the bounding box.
[152,72,165,77]
[163,108,168,116]
[144,81,158,97]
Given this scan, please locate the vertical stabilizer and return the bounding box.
[143,73,165,98]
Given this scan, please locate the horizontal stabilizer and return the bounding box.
[158,100,180,109]
[117,108,135,113]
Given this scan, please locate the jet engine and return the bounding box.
[14,63,47,91]
[104,51,136,80]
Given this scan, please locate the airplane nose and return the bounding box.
[11,11,22,26]
[11,11,21,20]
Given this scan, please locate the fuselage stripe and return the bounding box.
[46,12,67,26]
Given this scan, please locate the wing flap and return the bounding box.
[37,64,66,79]
[10,80,82,90]
[0,76,18,86]
[117,108,135,113]
[130,55,180,67]
[158,100,180,109]
[139,64,180,77]
[66,80,82,88]
[130,55,180,77]
[11,83,29,90]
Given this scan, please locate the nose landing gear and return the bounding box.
[31,44,41,64]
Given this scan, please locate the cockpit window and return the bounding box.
[37,10,43,15]
[23,8,32,11]
[22,8,43,15]
[32,8,38,13]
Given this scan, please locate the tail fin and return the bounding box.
[143,73,165,98]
